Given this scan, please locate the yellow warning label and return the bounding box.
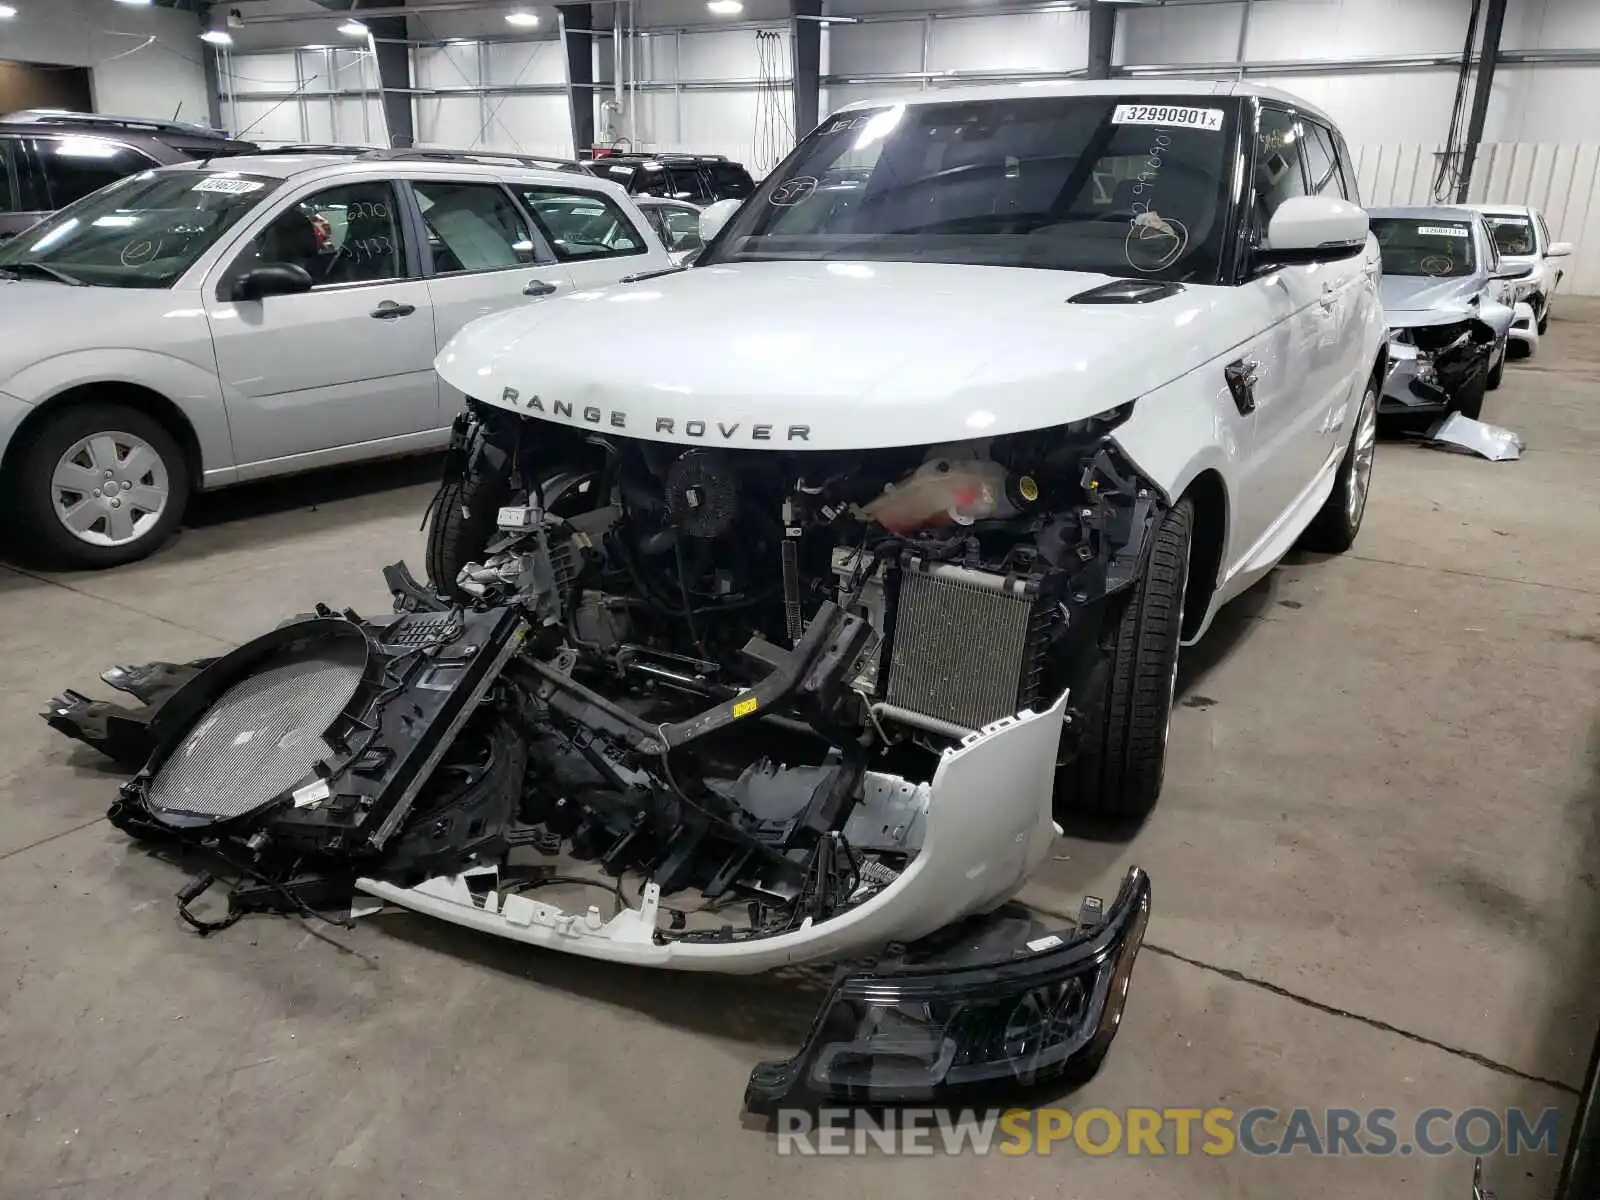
[732,696,760,719]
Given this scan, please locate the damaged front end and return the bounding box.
[43,401,1160,1107]
[1382,313,1498,416]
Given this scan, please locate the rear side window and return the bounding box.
[1302,123,1343,198]
[1253,108,1311,233]
[709,163,754,199]
[411,180,546,273]
[519,187,647,261]
[37,137,160,208]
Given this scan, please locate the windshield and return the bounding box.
[700,95,1239,281]
[0,170,278,288]
[1483,214,1536,257]
[1370,218,1477,278]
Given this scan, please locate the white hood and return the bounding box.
[435,261,1243,451]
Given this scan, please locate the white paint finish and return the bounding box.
[925,10,1089,74]
[827,20,926,77]
[1,0,209,125]
[1243,0,1473,60]
[1117,1,1248,65]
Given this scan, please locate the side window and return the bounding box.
[411,180,545,273]
[37,137,159,209]
[658,204,704,252]
[518,187,647,262]
[635,165,670,198]
[639,204,670,241]
[1303,123,1343,197]
[0,138,20,213]
[1482,221,1500,272]
[1332,131,1361,205]
[1253,107,1311,236]
[244,181,404,288]
[1536,211,1551,251]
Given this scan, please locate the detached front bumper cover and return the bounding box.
[745,866,1151,1113]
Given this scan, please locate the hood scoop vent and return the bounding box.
[1068,280,1184,305]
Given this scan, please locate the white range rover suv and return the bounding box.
[424,79,1387,822]
[0,150,675,568]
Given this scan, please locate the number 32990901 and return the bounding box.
[1112,104,1225,132]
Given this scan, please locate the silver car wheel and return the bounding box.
[51,431,171,548]
[1346,386,1378,529]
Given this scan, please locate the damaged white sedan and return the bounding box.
[46,80,1384,1111]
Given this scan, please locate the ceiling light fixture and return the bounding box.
[0,4,17,18]
[338,18,369,36]
[506,9,540,27]
[706,0,744,14]
[113,0,155,7]
[200,29,233,45]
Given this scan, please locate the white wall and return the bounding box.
[222,49,387,147]
[0,0,209,125]
[412,38,571,157]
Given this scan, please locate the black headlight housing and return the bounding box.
[744,866,1151,1113]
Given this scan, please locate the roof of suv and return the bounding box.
[187,147,597,179]
[1461,202,1538,218]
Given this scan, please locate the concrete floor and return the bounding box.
[1,304,1597,1200]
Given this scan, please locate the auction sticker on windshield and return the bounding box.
[192,177,265,195]
[1112,104,1224,131]
[1418,226,1470,238]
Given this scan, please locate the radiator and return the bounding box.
[884,559,1048,732]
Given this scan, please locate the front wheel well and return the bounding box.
[1178,469,1227,641]
[3,382,202,490]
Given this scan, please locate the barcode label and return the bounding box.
[1112,104,1225,131]
[1418,225,1470,238]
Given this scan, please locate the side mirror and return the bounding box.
[1494,263,1534,280]
[1547,240,1572,258]
[698,197,742,245]
[232,262,313,302]
[1257,196,1369,266]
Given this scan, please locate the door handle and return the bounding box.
[1225,358,1260,416]
[523,279,559,297]
[370,301,415,319]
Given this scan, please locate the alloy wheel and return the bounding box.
[1346,387,1378,529]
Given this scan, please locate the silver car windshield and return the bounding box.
[0,170,279,289]
[1370,218,1476,278]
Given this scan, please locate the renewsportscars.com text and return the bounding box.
[774,1106,1562,1158]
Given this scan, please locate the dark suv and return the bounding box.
[579,152,755,206]
[0,110,259,241]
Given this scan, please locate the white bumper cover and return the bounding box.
[1508,301,1541,353]
[355,690,1068,973]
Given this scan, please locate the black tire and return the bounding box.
[1487,340,1505,390]
[1535,296,1550,336]
[424,465,510,600]
[1301,376,1376,554]
[1453,369,1487,420]
[12,403,190,569]
[1507,338,1532,360]
[1054,498,1192,821]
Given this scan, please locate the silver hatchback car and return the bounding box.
[0,149,676,568]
